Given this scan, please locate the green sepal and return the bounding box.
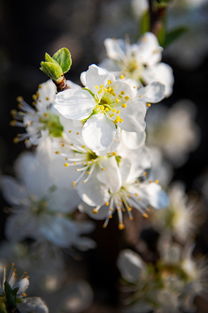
[40,61,63,81]
[39,113,64,137]
[4,282,18,308]
[53,48,72,73]
[164,26,187,47]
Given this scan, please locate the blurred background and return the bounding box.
[0,0,208,312]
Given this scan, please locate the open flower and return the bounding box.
[0,264,49,313]
[1,152,95,250]
[55,64,165,153]
[78,151,168,229]
[152,183,196,241]
[102,32,173,97]
[11,80,63,146]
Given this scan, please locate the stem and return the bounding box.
[54,75,69,92]
[148,0,167,36]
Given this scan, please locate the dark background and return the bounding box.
[0,1,208,312]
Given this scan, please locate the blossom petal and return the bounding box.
[77,170,108,207]
[80,64,114,98]
[1,176,27,206]
[82,114,116,153]
[143,63,174,97]
[140,183,169,209]
[117,249,144,283]
[121,130,146,150]
[120,100,147,133]
[55,89,95,120]
[137,82,165,103]
[104,38,127,61]
[137,32,162,66]
[39,215,77,248]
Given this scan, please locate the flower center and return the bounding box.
[30,197,48,215]
[39,112,64,137]
[93,80,131,124]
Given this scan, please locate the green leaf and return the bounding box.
[164,26,187,47]
[40,61,63,81]
[139,10,150,35]
[53,48,72,73]
[45,53,59,65]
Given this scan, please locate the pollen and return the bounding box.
[114,116,123,123]
[143,213,149,218]
[10,120,16,126]
[92,208,98,214]
[16,96,23,102]
[146,103,152,107]
[119,75,125,79]
[105,202,109,206]
[107,80,112,85]
[155,179,159,184]
[118,223,125,230]
[72,181,77,187]
[10,110,17,116]
[115,98,120,103]
[13,137,19,143]
[64,162,69,167]
[121,103,127,108]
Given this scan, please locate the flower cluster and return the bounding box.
[1,2,204,311]
[9,33,171,232]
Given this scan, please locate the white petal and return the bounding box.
[17,297,49,313]
[5,212,36,242]
[140,183,169,209]
[121,130,145,149]
[120,100,146,132]
[36,80,57,111]
[80,64,114,98]
[104,38,127,60]
[137,82,165,103]
[82,114,116,153]
[15,152,49,197]
[97,157,122,193]
[143,63,174,97]
[39,215,77,248]
[16,277,30,294]
[117,249,144,283]
[55,89,95,120]
[1,176,27,205]
[137,32,162,66]
[77,171,108,207]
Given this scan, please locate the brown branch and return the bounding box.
[54,75,69,92]
[148,0,167,36]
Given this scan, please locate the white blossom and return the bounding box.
[147,100,200,166]
[55,64,165,153]
[78,150,168,229]
[1,152,95,250]
[152,183,195,241]
[102,32,173,97]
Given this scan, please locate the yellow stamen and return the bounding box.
[118,223,125,230]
